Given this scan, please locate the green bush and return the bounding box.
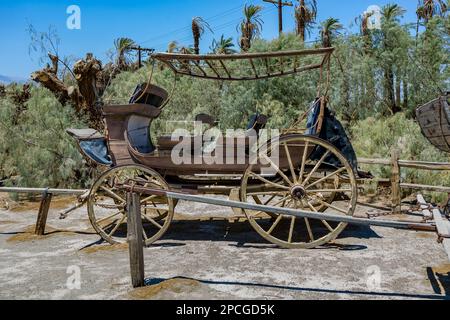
[0,86,91,190]
[351,113,450,202]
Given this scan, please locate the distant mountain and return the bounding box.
[0,75,28,85]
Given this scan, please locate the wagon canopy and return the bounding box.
[151,47,334,81]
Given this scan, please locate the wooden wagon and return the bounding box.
[68,48,363,249]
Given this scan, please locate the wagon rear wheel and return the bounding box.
[240,135,357,249]
[88,165,174,246]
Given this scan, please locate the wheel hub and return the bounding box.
[290,185,307,200]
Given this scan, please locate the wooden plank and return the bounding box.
[127,192,145,288]
[432,208,450,261]
[0,187,87,195]
[35,191,53,236]
[359,158,450,171]
[391,149,401,213]
[401,183,450,193]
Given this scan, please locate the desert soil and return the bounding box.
[0,194,449,300]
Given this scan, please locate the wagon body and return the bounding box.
[416,93,450,153]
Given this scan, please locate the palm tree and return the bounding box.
[295,0,317,42]
[192,17,213,55]
[210,35,236,54]
[380,4,406,114]
[381,3,406,23]
[320,18,343,48]
[114,37,135,69]
[416,0,448,36]
[417,0,448,22]
[355,11,375,52]
[239,4,264,51]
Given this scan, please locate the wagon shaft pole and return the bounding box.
[35,190,53,236]
[118,184,436,231]
[127,192,145,288]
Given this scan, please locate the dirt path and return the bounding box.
[0,196,449,300]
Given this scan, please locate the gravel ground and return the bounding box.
[0,195,449,300]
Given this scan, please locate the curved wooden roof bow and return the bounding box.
[151,47,334,81]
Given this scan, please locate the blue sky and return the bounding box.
[0,0,419,79]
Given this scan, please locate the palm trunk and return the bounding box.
[403,79,408,110]
[385,66,399,114]
[194,37,200,55]
[395,73,401,109]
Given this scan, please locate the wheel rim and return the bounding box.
[240,135,357,249]
[88,165,174,246]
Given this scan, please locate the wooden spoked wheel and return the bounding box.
[240,135,357,249]
[88,165,174,246]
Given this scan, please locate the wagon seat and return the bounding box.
[103,83,168,166]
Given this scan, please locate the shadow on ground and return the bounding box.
[141,276,449,300]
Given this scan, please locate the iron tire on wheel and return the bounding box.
[240,134,357,249]
[87,165,174,246]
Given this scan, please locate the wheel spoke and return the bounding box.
[142,212,163,229]
[302,199,334,233]
[305,167,346,190]
[284,143,298,184]
[302,150,331,187]
[307,188,351,194]
[142,206,169,214]
[264,194,278,205]
[249,195,291,219]
[298,141,310,184]
[142,229,149,241]
[304,218,315,241]
[248,172,290,190]
[260,153,293,186]
[308,196,349,214]
[140,195,159,204]
[96,210,124,225]
[267,215,283,235]
[288,216,296,243]
[107,214,127,237]
[100,186,125,203]
[247,191,288,197]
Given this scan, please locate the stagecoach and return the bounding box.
[68,47,366,249]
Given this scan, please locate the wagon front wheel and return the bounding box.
[240,135,357,249]
[87,165,174,246]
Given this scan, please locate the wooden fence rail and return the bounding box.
[359,150,450,212]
